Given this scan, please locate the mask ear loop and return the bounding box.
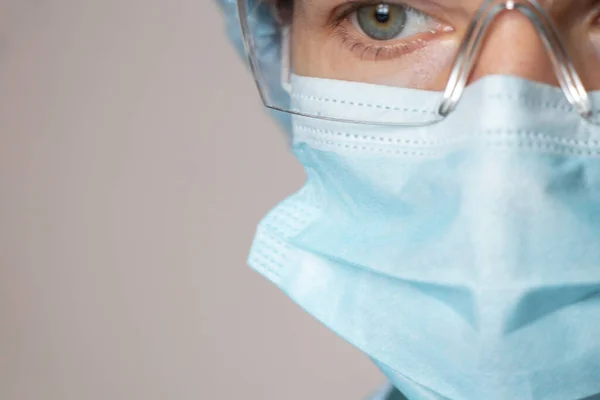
[280,25,292,94]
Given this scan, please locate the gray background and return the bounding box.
[0,1,384,399]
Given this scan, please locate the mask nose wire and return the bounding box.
[438,0,593,120]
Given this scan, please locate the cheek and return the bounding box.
[592,33,600,55]
[592,12,600,50]
[394,41,458,89]
[589,33,600,83]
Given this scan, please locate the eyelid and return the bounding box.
[331,24,432,61]
[329,1,428,25]
[329,1,453,30]
[329,0,382,28]
[350,5,438,42]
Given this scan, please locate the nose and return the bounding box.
[467,9,560,86]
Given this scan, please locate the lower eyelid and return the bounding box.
[334,27,446,61]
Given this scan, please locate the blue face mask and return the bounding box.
[248,73,600,400]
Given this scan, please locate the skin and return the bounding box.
[277,0,600,90]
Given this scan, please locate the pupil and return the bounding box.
[374,4,390,24]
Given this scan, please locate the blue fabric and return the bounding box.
[368,383,407,400]
[248,73,600,399]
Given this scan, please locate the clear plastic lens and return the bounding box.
[238,0,600,125]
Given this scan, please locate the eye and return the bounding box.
[354,4,407,41]
[351,3,441,42]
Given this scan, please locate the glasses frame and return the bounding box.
[237,0,597,126]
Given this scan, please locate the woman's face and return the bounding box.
[286,0,600,91]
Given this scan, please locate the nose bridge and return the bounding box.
[468,4,560,86]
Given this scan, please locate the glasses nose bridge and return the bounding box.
[438,0,592,119]
[468,3,558,86]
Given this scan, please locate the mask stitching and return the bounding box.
[252,231,290,263]
[265,214,308,237]
[260,220,296,240]
[294,125,600,148]
[485,129,600,147]
[296,138,441,156]
[485,94,574,112]
[294,125,450,146]
[297,136,600,157]
[249,249,283,280]
[291,93,438,114]
[265,201,316,230]
[291,93,578,113]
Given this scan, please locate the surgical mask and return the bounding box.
[248,73,600,400]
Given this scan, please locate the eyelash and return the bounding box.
[328,2,446,61]
[330,24,429,61]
